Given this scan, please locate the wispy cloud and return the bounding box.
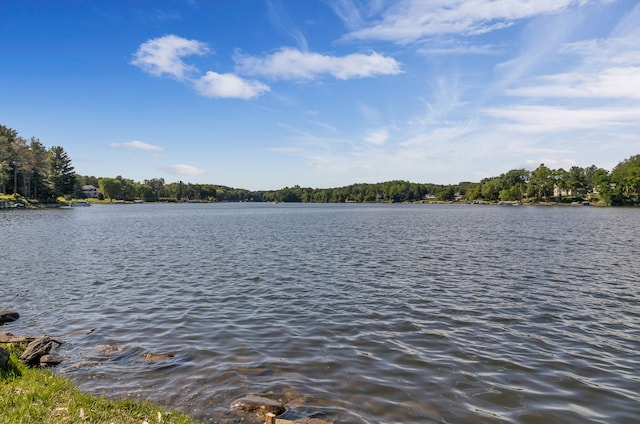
[161,164,205,175]
[484,105,640,133]
[417,42,503,56]
[341,0,597,44]
[234,47,402,80]
[324,0,364,31]
[110,140,164,151]
[494,6,640,132]
[508,67,640,99]
[507,10,640,100]
[364,128,389,145]
[138,9,183,25]
[266,0,308,51]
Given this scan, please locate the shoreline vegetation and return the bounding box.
[0,345,199,424]
[0,192,616,209]
[0,312,199,424]
[1,312,334,424]
[2,124,640,207]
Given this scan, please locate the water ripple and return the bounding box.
[2,204,639,423]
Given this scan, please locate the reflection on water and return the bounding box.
[1,203,639,423]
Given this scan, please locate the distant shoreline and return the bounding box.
[3,196,627,209]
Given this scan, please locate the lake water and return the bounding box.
[1,203,639,423]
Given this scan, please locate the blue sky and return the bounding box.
[2,0,639,190]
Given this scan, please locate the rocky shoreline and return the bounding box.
[1,309,334,424]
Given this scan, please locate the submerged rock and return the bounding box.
[275,419,334,424]
[230,393,335,424]
[94,344,125,357]
[230,395,286,418]
[0,310,19,325]
[140,352,175,362]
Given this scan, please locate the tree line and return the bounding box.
[79,159,640,206]
[1,125,76,201]
[2,124,639,205]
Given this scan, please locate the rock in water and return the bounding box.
[0,347,9,369]
[20,336,53,365]
[139,352,175,362]
[0,332,35,343]
[230,395,286,418]
[39,354,64,367]
[0,310,19,324]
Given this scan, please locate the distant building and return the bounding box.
[82,185,102,198]
[553,185,573,197]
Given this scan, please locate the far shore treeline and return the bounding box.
[2,124,639,206]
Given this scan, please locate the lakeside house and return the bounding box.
[553,185,573,197]
[553,185,589,197]
[81,185,102,199]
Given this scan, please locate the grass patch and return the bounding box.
[0,344,199,424]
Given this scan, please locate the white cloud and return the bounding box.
[194,71,270,99]
[417,43,503,56]
[342,0,594,44]
[110,140,164,151]
[161,164,205,175]
[132,35,400,100]
[131,34,210,80]
[562,37,640,67]
[132,35,269,99]
[364,128,389,145]
[234,47,402,80]
[508,67,640,99]
[509,16,640,100]
[484,105,640,133]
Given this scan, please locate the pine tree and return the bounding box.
[49,146,76,197]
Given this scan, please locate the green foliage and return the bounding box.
[0,344,198,424]
[49,146,76,197]
[530,163,554,200]
[3,122,640,206]
[610,154,640,204]
[0,126,73,201]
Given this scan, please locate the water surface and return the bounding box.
[1,203,638,423]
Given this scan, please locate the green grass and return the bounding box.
[0,344,200,424]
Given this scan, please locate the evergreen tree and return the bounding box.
[0,125,18,194]
[49,146,76,197]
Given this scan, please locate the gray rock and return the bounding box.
[39,353,64,367]
[20,336,53,365]
[0,347,9,369]
[0,310,19,325]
